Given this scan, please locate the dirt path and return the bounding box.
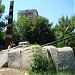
[0,68,29,75]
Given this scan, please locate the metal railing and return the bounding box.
[42,34,75,46]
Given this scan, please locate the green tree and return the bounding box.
[12,20,20,45]
[16,16,32,41]
[0,0,5,30]
[14,16,55,45]
[0,0,5,19]
[68,15,75,54]
[31,16,55,44]
[53,16,75,47]
[0,0,6,45]
[31,45,56,73]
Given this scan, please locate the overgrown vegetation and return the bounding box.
[29,45,75,75]
[0,0,6,45]
[29,72,74,75]
[30,45,56,74]
[13,16,55,45]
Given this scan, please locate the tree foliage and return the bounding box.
[0,0,6,45]
[12,20,20,45]
[0,0,5,19]
[13,16,55,45]
[53,16,75,49]
[13,14,75,52]
[0,0,5,31]
[31,16,55,44]
[31,45,56,73]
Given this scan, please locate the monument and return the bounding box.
[5,1,14,49]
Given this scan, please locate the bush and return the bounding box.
[31,44,56,74]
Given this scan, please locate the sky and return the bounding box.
[2,0,74,25]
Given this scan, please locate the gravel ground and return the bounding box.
[0,68,29,75]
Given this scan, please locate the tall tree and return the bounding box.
[0,0,5,19]
[13,16,55,45]
[53,16,75,47]
[31,16,55,44]
[68,16,75,54]
[0,0,5,30]
[0,0,6,44]
[17,16,32,41]
[12,20,20,45]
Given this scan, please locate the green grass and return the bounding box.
[29,71,75,75]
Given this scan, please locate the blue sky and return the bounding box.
[2,0,74,25]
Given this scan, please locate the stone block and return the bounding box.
[8,51,20,68]
[42,46,75,71]
[0,50,8,67]
[57,47,75,71]
[8,46,33,69]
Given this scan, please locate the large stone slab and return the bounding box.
[8,45,47,69]
[57,47,75,71]
[42,46,75,71]
[8,51,20,68]
[8,45,75,72]
[8,46,33,69]
[21,50,33,69]
[42,46,58,70]
[0,50,8,67]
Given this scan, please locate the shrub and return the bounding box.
[31,44,56,74]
